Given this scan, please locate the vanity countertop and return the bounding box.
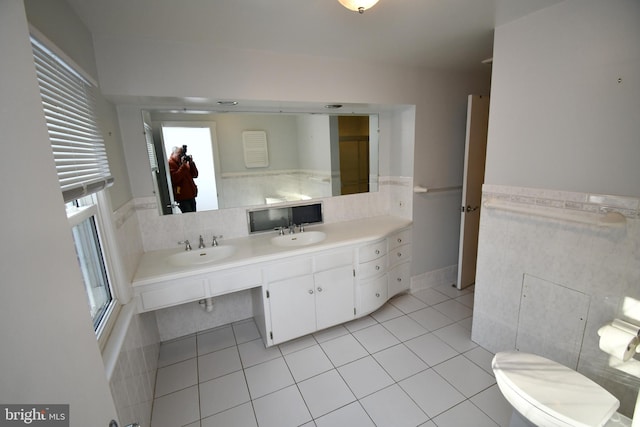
[133,215,412,286]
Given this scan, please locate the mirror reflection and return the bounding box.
[143,111,379,214]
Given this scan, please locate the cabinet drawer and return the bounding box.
[210,268,262,296]
[389,228,412,250]
[388,243,411,267]
[359,240,387,263]
[388,261,411,298]
[140,279,206,311]
[358,254,388,280]
[265,257,313,282]
[315,248,354,272]
[356,275,387,316]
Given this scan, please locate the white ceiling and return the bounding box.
[66,0,562,73]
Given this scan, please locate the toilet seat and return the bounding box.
[492,351,619,427]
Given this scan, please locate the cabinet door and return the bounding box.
[268,275,316,344]
[314,265,355,330]
[357,275,388,316]
[388,261,411,298]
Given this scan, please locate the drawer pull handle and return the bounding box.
[375,249,380,255]
[375,293,380,297]
[308,289,314,294]
[317,287,323,292]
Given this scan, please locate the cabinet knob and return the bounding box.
[317,287,323,292]
[308,289,314,294]
[375,265,380,270]
[397,238,402,243]
[397,277,402,282]
[397,252,402,257]
[375,249,380,255]
[375,292,380,297]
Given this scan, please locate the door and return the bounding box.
[267,275,316,344]
[456,95,490,289]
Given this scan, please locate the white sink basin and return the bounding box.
[167,246,235,267]
[270,231,327,247]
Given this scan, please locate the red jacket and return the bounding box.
[168,157,199,200]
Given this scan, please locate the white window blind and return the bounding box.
[31,36,113,202]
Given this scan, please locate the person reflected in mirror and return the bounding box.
[168,145,199,213]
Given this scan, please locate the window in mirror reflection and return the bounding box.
[161,122,220,212]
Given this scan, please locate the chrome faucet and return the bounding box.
[199,235,205,249]
[178,240,192,251]
[212,235,222,247]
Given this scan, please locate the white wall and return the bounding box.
[474,0,640,416]
[485,0,640,197]
[0,1,118,422]
[97,35,489,277]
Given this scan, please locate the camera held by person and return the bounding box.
[181,144,193,163]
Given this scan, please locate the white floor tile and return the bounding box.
[244,357,294,399]
[200,402,257,427]
[411,288,450,306]
[198,346,242,383]
[432,400,499,427]
[370,303,404,323]
[313,324,349,343]
[434,283,473,299]
[338,356,394,399]
[232,319,261,344]
[432,322,477,353]
[284,344,334,382]
[399,369,465,418]
[408,307,455,331]
[278,334,317,355]
[352,324,400,353]
[470,384,513,427]
[464,346,496,375]
[199,371,250,418]
[238,338,281,368]
[405,333,458,366]
[432,299,473,322]
[253,385,312,427]
[344,315,378,333]
[433,355,495,397]
[150,289,495,427]
[298,370,356,418]
[197,325,236,355]
[382,315,428,342]
[389,293,428,313]
[320,334,368,367]
[360,384,428,427]
[315,402,375,427]
[151,385,200,427]
[157,335,197,368]
[373,344,428,381]
[155,357,198,397]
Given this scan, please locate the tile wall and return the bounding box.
[472,184,640,416]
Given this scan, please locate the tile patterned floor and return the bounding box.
[150,284,514,427]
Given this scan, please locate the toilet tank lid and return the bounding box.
[492,352,619,427]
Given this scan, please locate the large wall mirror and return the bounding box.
[142,110,379,215]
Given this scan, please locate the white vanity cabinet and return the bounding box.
[263,248,355,345]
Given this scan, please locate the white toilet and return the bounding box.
[492,351,632,427]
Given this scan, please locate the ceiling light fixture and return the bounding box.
[338,0,379,14]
